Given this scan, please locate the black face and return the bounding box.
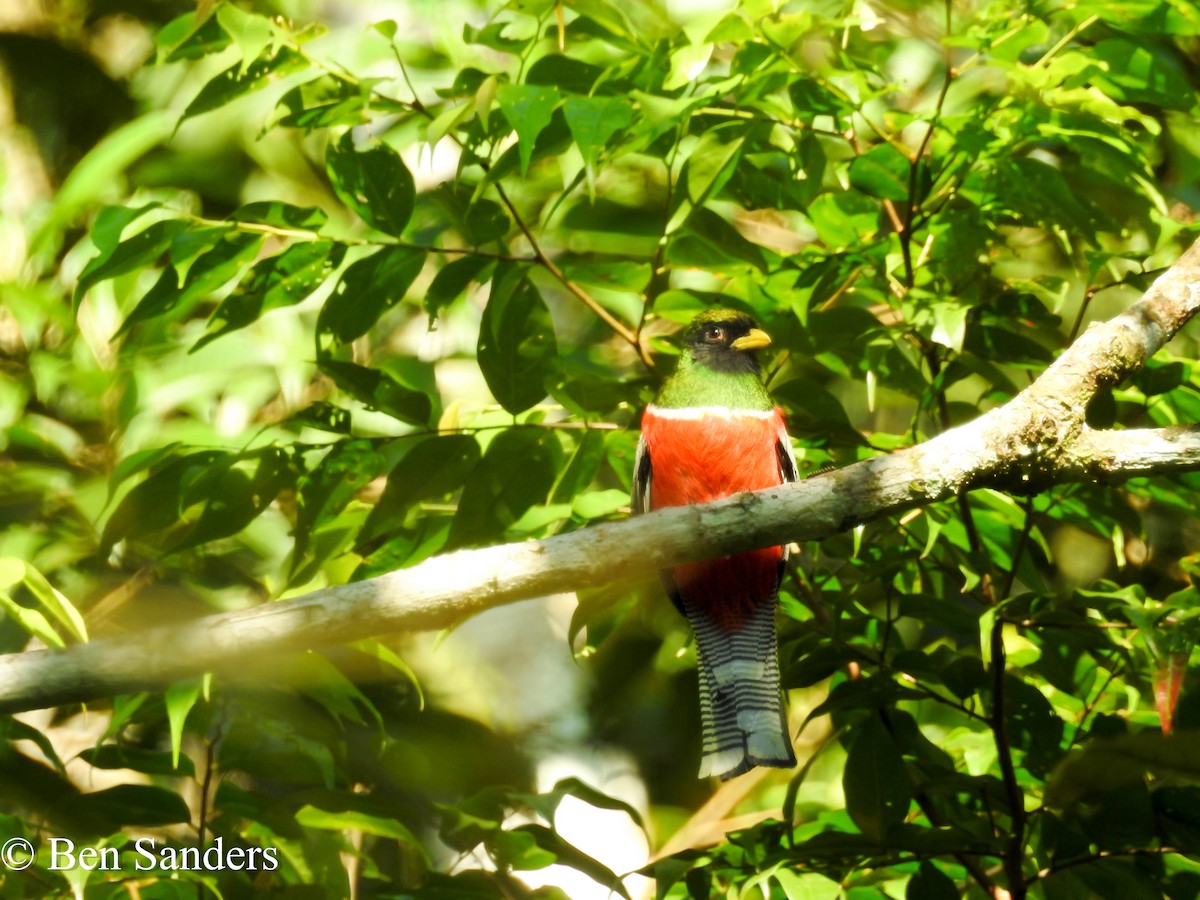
[683,313,762,375]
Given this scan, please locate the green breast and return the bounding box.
[656,356,774,411]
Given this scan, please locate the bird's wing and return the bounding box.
[775,409,798,566]
[775,407,798,484]
[633,432,687,613]
[632,432,653,515]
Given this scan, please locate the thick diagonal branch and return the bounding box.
[1,240,1199,714]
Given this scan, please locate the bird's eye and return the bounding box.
[703,325,725,343]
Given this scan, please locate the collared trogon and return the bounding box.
[633,309,798,780]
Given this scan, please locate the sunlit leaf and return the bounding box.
[182,47,308,120]
[165,679,203,769]
[497,83,561,173]
[75,218,188,306]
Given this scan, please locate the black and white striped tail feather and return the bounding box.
[686,596,796,780]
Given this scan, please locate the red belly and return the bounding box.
[641,408,786,630]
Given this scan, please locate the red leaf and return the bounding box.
[1154,654,1187,736]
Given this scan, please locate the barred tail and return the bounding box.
[686,596,796,780]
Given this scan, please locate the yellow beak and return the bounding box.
[730,328,771,351]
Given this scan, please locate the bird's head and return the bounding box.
[681,309,771,375]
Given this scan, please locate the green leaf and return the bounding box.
[296,805,424,845]
[849,143,912,202]
[527,55,604,94]
[76,785,192,827]
[541,777,645,830]
[359,435,481,544]
[568,0,645,47]
[1134,359,1188,396]
[663,42,712,92]
[667,207,765,273]
[100,450,227,551]
[906,860,958,900]
[75,218,188,306]
[431,185,511,245]
[774,870,843,900]
[497,83,561,174]
[571,489,629,519]
[1048,731,1200,806]
[326,131,416,236]
[0,592,66,647]
[477,267,559,414]
[278,85,369,130]
[508,824,631,898]
[1090,38,1194,110]
[215,3,275,74]
[463,21,534,53]
[194,240,345,349]
[13,561,87,643]
[290,440,392,581]
[563,96,634,169]
[159,13,231,62]
[425,255,493,322]
[352,638,425,710]
[5,717,66,772]
[1004,673,1065,778]
[318,246,425,344]
[842,715,913,839]
[118,232,263,335]
[287,652,381,726]
[164,678,203,769]
[807,191,880,248]
[667,129,745,233]
[450,429,561,547]
[930,302,968,353]
[994,157,1105,241]
[182,47,307,120]
[286,402,353,434]
[706,11,755,43]
[550,429,607,503]
[173,448,294,550]
[559,257,651,292]
[231,201,328,231]
[321,360,434,425]
[763,11,815,49]
[85,202,160,258]
[788,77,844,120]
[81,744,196,778]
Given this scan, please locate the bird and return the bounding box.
[633,308,798,780]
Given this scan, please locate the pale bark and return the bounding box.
[2,240,1200,714]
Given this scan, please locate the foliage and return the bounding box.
[4,0,1200,897]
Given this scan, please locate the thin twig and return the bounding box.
[990,615,1027,900]
[901,5,954,290]
[1030,847,1179,883]
[1064,652,1123,750]
[693,105,851,140]
[491,180,655,368]
[1033,15,1099,68]
[999,496,1036,599]
[185,213,535,262]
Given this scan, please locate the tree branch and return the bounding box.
[2,240,1200,714]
